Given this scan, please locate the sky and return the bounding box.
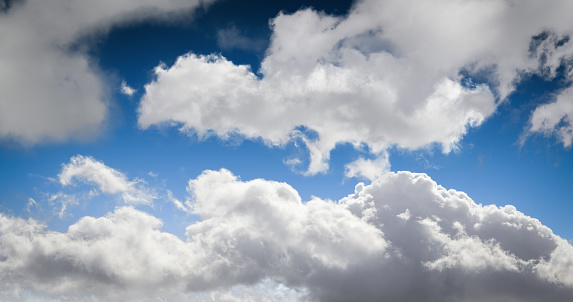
[1,0,573,301]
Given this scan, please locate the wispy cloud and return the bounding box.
[120,81,137,96]
[216,25,266,52]
[58,155,156,205]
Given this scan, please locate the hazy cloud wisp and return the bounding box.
[0,0,214,144]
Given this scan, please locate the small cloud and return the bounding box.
[120,80,137,96]
[48,192,78,219]
[345,152,391,181]
[417,154,442,170]
[283,157,303,172]
[58,155,155,205]
[397,208,411,221]
[166,189,193,214]
[526,86,573,148]
[216,25,266,52]
[26,198,37,213]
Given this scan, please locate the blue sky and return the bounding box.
[1,0,573,301]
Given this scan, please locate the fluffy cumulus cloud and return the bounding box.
[0,168,385,301]
[0,0,214,144]
[344,152,391,181]
[138,0,573,174]
[1,166,572,301]
[120,81,137,96]
[522,30,573,146]
[58,155,155,204]
[527,86,573,147]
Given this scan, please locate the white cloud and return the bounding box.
[0,169,386,301]
[1,168,573,301]
[0,0,214,144]
[396,208,411,221]
[58,155,155,205]
[48,192,79,219]
[120,81,137,96]
[527,86,573,147]
[138,0,573,174]
[344,152,390,181]
[166,189,193,214]
[26,198,38,213]
[283,157,302,170]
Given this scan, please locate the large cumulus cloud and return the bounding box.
[1,166,572,301]
[138,0,573,174]
[0,0,214,144]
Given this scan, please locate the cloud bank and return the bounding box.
[138,0,573,174]
[0,0,213,144]
[2,165,572,301]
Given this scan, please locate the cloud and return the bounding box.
[0,0,214,144]
[138,0,573,174]
[344,152,390,181]
[527,86,573,147]
[5,279,308,302]
[1,167,573,301]
[0,168,385,301]
[26,198,38,213]
[58,155,155,204]
[120,81,137,96]
[216,25,266,52]
[48,193,79,219]
[166,189,192,214]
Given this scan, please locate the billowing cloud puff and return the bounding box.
[138,0,573,174]
[0,168,385,300]
[120,81,137,97]
[1,168,572,301]
[344,152,391,181]
[0,0,213,144]
[337,172,573,301]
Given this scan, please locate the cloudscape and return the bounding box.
[1,0,573,301]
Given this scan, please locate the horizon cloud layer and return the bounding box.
[1,157,572,301]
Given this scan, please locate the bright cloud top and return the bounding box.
[528,86,573,147]
[120,81,137,97]
[58,155,155,204]
[0,0,213,144]
[1,156,573,301]
[138,0,573,174]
